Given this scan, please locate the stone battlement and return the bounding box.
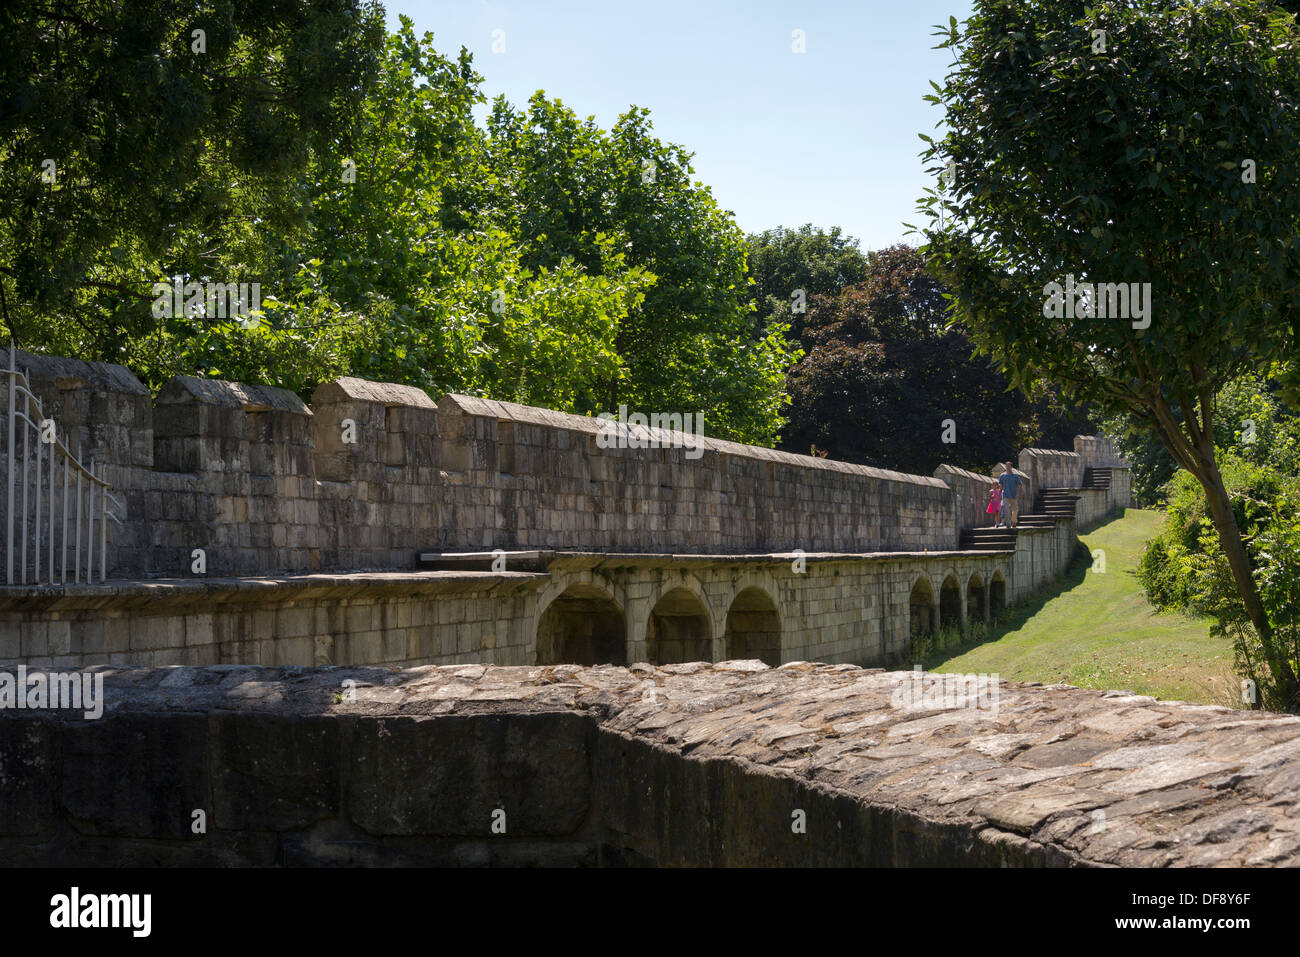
[0,347,1129,581]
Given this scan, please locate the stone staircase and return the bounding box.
[958,526,1019,551]
[1036,488,1081,520]
[958,487,1078,551]
[1083,466,1114,490]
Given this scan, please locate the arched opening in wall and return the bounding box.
[536,585,626,666]
[647,587,712,665]
[967,574,987,626]
[724,587,782,666]
[908,577,936,639]
[990,573,1006,621]
[939,575,963,634]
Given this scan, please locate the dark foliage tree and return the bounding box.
[782,244,1093,474]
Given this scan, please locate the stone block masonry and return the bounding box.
[4,662,1298,866]
[0,550,1020,670]
[0,347,1130,672]
[1,347,1128,580]
[3,348,969,577]
[935,463,1006,531]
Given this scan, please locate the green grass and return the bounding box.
[926,508,1239,707]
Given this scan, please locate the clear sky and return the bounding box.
[386,0,974,252]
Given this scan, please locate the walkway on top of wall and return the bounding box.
[0,544,1025,606]
[420,548,1019,569]
[0,569,552,613]
[0,538,1036,603]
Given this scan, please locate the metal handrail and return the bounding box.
[3,345,122,585]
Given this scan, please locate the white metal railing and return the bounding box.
[2,345,123,584]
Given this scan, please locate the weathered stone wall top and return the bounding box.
[17,662,1299,866]
[936,464,998,535]
[156,375,310,415]
[431,391,956,553]
[2,346,149,397]
[439,393,946,487]
[312,377,436,408]
[1018,448,1082,505]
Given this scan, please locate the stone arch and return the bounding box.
[967,572,987,625]
[990,570,1007,619]
[724,586,782,666]
[646,584,714,665]
[939,573,963,633]
[535,582,627,666]
[908,575,937,637]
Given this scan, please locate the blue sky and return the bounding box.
[386,0,974,252]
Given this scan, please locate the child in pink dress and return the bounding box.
[987,483,1003,527]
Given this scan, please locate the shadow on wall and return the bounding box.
[724,587,782,667]
[909,577,936,639]
[647,587,712,665]
[968,574,987,624]
[536,584,627,666]
[940,575,963,633]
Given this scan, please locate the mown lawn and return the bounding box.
[925,508,1239,706]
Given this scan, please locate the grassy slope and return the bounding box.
[926,508,1239,707]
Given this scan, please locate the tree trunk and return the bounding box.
[1193,437,1299,710]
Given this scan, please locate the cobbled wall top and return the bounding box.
[3,661,1296,867]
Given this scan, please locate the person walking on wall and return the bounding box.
[999,461,1022,529]
[987,481,1003,527]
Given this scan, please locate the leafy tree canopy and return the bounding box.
[920,0,1300,704]
[2,7,795,444]
[0,0,386,337]
[746,224,870,341]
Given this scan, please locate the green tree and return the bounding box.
[747,225,870,341]
[250,21,649,408]
[5,10,791,442]
[0,0,386,351]
[921,0,1300,706]
[484,94,796,443]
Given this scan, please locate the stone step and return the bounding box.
[1017,515,1058,527]
[1036,488,1079,517]
[1082,467,1113,490]
[959,527,1019,552]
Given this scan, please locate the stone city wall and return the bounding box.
[1075,435,1126,468]
[0,349,1128,675]
[2,349,976,578]
[0,348,1129,583]
[1017,448,1082,506]
[935,463,1007,531]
